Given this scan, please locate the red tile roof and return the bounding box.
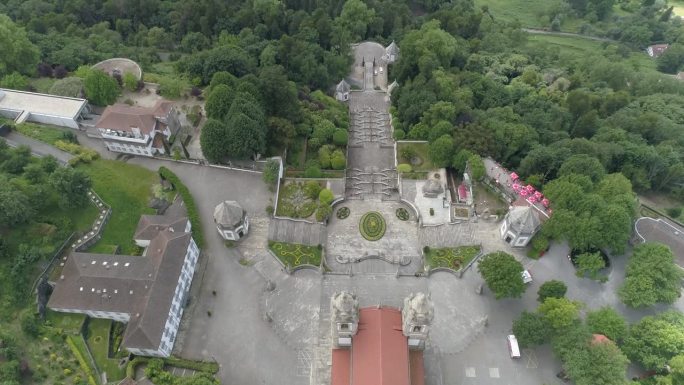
[332,349,351,385]
[331,306,419,385]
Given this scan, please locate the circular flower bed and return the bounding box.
[396,207,409,221]
[359,211,386,241]
[336,206,350,220]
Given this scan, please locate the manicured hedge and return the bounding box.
[159,167,204,247]
[66,335,98,385]
[125,356,219,379]
[164,356,220,373]
[359,211,386,241]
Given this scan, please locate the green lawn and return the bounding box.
[13,122,70,145]
[269,241,322,267]
[86,318,126,382]
[425,245,481,271]
[526,34,658,75]
[78,160,157,254]
[397,142,436,172]
[46,310,86,332]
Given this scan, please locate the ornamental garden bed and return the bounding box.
[359,211,386,241]
[276,181,323,220]
[268,241,322,268]
[425,245,481,271]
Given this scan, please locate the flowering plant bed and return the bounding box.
[425,245,481,270]
[268,241,322,267]
[336,207,350,219]
[359,211,386,241]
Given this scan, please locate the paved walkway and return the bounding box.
[268,218,327,246]
[3,131,74,164]
[635,216,684,267]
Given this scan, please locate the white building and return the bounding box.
[48,213,199,357]
[96,100,180,157]
[0,88,89,129]
[500,204,544,247]
[335,80,351,101]
[213,200,249,241]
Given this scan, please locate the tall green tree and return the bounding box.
[512,311,552,348]
[205,84,234,120]
[84,70,120,106]
[49,167,92,209]
[538,280,567,302]
[0,176,34,226]
[619,242,682,308]
[477,251,526,299]
[623,311,684,370]
[564,340,629,385]
[199,119,230,163]
[586,307,628,343]
[538,297,582,330]
[0,14,39,77]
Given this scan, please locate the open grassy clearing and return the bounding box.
[13,122,71,144]
[397,142,436,172]
[78,160,157,254]
[526,34,658,74]
[86,318,126,382]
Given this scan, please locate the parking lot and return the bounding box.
[635,216,684,267]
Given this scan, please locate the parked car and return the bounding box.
[567,248,610,268]
[521,270,533,284]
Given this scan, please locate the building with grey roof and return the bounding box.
[48,213,199,357]
[0,88,89,129]
[335,80,351,101]
[213,200,249,241]
[499,203,546,247]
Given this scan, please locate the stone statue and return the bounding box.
[330,291,359,347]
[402,292,434,349]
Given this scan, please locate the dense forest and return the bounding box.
[1,0,684,384]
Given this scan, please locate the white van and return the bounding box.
[507,335,521,358]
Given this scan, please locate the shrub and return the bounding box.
[319,188,334,205]
[262,159,280,187]
[159,167,204,247]
[394,129,405,139]
[20,312,40,338]
[303,181,322,199]
[330,150,346,170]
[400,146,416,161]
[315,204,332,222]
[397,163,412,173]
[304,164,323,178]
[333,129,348,146]
[667,207,682,218]
[336,206,350,219]
[538,280,567,302]
[123,72,138,92]
[66,336,97,385]
[318,146,333,169]
[396,207,409,221]
[429,208,434,216]
[423,246,430,254]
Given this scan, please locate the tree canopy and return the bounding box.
[477,251,526,299]
[619,242,682,308]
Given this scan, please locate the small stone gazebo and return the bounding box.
[213,201,249,241]
[335,80,351,101]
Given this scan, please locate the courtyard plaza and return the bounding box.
[60,40,684,385]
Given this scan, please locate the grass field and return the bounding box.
[397,142,436,172]
[78,160,157,254]
[526,34,658,74]
[670,0,684,17]
[13,122,70,145]
[86,318,126,382]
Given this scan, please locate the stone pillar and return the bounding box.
[330,291,359,348]
[402,292,434,350]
